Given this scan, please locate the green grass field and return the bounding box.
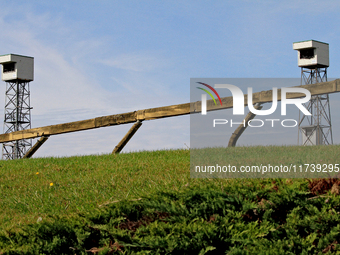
[0,145,340,254]
[0,149,191,229]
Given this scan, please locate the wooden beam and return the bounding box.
[228,104,263,147]
[23,135,50,159]
[112,121,143,154]
[0,79,339,143]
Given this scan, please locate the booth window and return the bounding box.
[300,48,314,59]
[3,63,15,73]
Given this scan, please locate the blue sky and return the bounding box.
[0,1,340,157]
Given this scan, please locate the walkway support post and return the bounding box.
[23,135,50,159]
[112,121,142,154]
[228,104,262,147]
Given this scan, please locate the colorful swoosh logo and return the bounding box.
[196,82,223,105]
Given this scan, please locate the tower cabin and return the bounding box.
[293,40,329,68]
[0,54,34,81]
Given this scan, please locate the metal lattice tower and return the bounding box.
[0,54,34,159]
[2,80,32,159]
[293,40,333,146]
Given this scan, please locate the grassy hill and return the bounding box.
[0,149,190,229]
[0,145,340,254]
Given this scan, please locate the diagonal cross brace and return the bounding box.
[112,121,143,154]
[23,135,50,159]
[228,103,263,147]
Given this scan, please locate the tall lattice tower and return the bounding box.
[293,40,333,146]
[0,54,34,159]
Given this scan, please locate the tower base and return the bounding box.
[298,67,333,145]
